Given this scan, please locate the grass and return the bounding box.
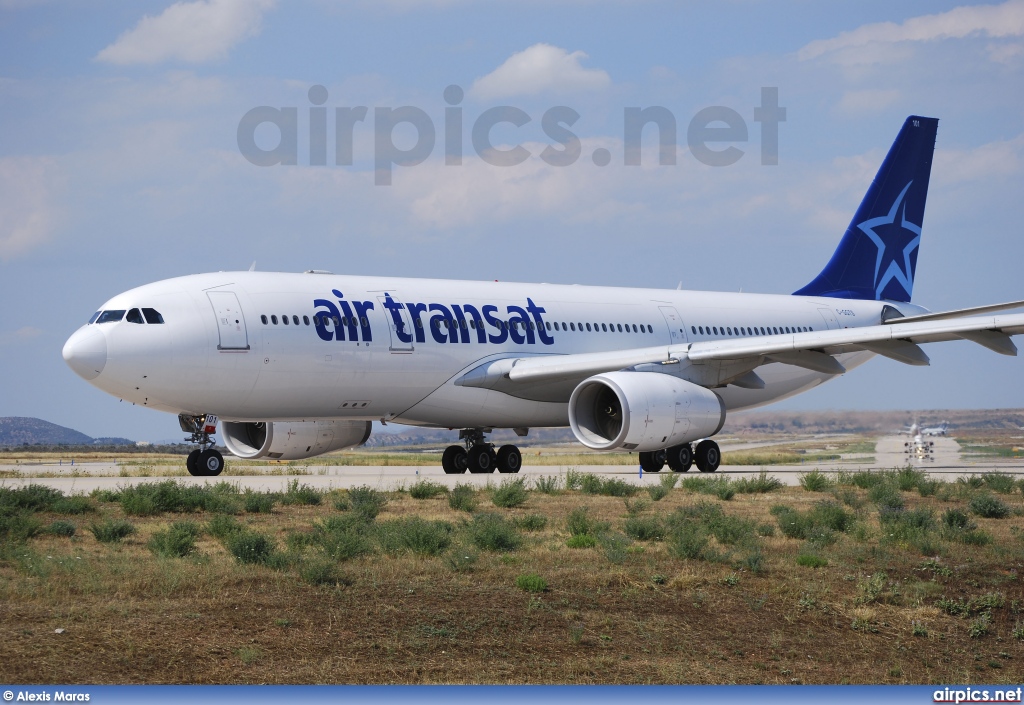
[469,513,522,552]
[3,469,1024,684]
[377,517,453,557]
[800,470,834,492]
[969,493,1011,519]
[46,520,76,537]
[448,484,478,512]
[347,486,388,519]
[279,480,323,506]
[491,478,529,508]
[515,573,548,592]
[624,515,665,541]
[226,531,276,565]
[89,518,136,543]
[148,521,201,558]
[243,491,275,514]
[409,480,448,500]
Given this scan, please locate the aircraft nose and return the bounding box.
[62,326,108,380]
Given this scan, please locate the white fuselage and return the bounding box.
[64,272,923,429]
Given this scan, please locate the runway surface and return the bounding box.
[1,435,1021,493]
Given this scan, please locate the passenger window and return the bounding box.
[570,322,576,331]
[292,315,299,325]
[726,327,732,335]
[141,308,163,324]
[648,325,654,333]
[88,312,101,324]
[282,315,289,325]
[585,323,592,331]
[303,316,310,325]
[261,315,268,325]
[126,308,144,324]
[96,310,126,324]
[271,315,278,325]
[415,319,423,328]
[600,323,606,332]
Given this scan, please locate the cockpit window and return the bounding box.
[88,312,101,324]
[96,310,126,324]
[126,308,144,324]
[142,308,164,324]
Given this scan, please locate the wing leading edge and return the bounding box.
[456,308,1024,397]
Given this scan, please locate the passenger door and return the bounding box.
[659,306,689,344]
[208,291,250,351]
[377,295,415,353]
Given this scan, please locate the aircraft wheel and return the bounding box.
[198,449,224,476]
[468,445,496,473]
[667,443,693,473]
[639,450,666,473]
[694,440,721,473]
[186,450,202,476]
[496,445,522,474]
[442,445,467,474]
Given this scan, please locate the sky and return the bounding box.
[1,0,1023,442]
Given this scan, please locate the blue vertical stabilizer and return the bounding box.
[794,115,938,302]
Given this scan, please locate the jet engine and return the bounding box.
[221,420,371,460]
[569,371,725,452]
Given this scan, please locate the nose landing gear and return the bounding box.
[179,413,225,477]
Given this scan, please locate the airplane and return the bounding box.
[903,424,934,460]
[62,115,1024,478]
[899,420,949,436]
[921,421,949,436]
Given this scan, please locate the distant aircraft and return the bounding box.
[920,422,949,436]
[905,427,935,460]
[62,116,1024,477]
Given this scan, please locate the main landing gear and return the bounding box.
[178,413,225,477]
[441,428,523,475]
[638,439,721,473]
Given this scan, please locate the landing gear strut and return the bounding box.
[179,413,225,477]
[440,428,522,474]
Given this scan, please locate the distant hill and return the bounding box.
[0,417,134,447]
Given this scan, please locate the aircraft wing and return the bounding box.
[459,310,1024,394]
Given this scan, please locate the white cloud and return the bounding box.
[470,43,610,100]
[835,88,901,116]
[0,327,43,347]
[96,0,275,65]
[0,157,62,262]
[933,132,1024,186]
[799,0,1024,60]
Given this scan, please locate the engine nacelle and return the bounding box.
[569,371,725,452]
[221,420,371,460]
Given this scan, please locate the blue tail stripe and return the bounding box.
[794,115,938,303]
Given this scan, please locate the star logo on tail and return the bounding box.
[857,181,921,300]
